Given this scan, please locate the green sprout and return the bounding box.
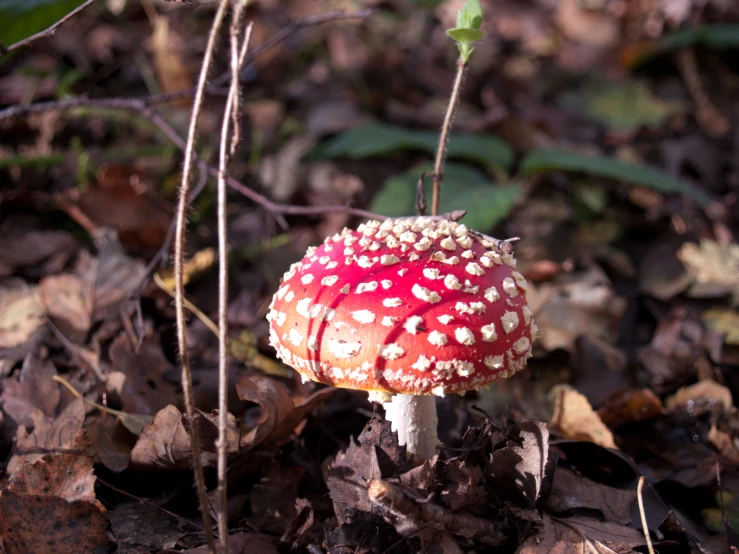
[445,0,485,62]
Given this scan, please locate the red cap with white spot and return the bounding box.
[267,217,537,397]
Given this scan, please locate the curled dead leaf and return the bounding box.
[666,380,733,415]
[128,405,192,470]
[236,375,334,452]
[550,385,616,449]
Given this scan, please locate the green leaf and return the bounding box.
[371,162,522,231]
[0,0,85,48]
[456,0,483,31]
[634,25,739,66]
[520,149,711,206]
[316,122,514,170]
[446,28,485,44]
[572,80,685,132]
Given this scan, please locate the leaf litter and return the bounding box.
[2,0,739,552]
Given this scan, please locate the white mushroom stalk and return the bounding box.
[266,217,537,462]
[382,394,438,461]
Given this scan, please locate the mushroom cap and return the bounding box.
[267,217,537,396]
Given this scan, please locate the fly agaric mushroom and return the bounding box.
[267,217,537,460]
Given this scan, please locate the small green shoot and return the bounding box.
[446,0,484,62]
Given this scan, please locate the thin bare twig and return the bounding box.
[175,1,232,551]
[637,477,655,554]
[431,57,468,216]
[0,0,97,57]
[214,4,252,550]
[367,479,506,545]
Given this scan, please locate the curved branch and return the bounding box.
[0,0,96,58]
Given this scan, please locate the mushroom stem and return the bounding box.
[383,394,438,461]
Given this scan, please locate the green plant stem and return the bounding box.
[431,57,468,216]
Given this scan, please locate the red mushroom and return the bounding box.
[267,217,537,459]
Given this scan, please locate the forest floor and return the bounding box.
[1,0,739,553]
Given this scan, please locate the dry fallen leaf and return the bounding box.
[518,514,646,554]
[109,333,181,415]
[666,380,733,415]
[550,385,616,449]
[529,266,626,353]
[0,230,77,278]
[597,388,664,429]
[0,430,109,554]
[129,405,193,470]
[326,417,411,525]
[0,282,46,350]
[76,231,147,322]
[7,398,86,475]
[545,467,635,525]
[39,272,92,343]
[237,375,334,451]
[0,352,60,428]
[108,502,186,552]
[678,239,739,303]
[487,420,550,509]
[156,246,216,290]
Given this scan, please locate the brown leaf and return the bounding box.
[545,467,635,525]
[400,459,436,494]
[109,333,181,415]
[128,405,192,470]
[108,502,186,552]
[0,351,60,428]
[326,417,411,524]
[0,282,46,350]
[236,375,334,451]
[556,0,619,47]
[665,379,733,415]
[0,230,77,278]
[638,307,704,391]
[280,498,314,544]
[60,168,173,255]
[85,415,134,473]
[550,385,616,449]
[597,389,664,429]
[39,272,92,342]
[530,266,626,353]
[0,430,109,554]
[9,430,99,505]
[194,408,241,466]
[75,231,147,322]
[488,420,549,509]
[517,514,645,554]
[0,490,109,554]
[441,460,486,513]
[572,334,629,407]
[8,398,85,475]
